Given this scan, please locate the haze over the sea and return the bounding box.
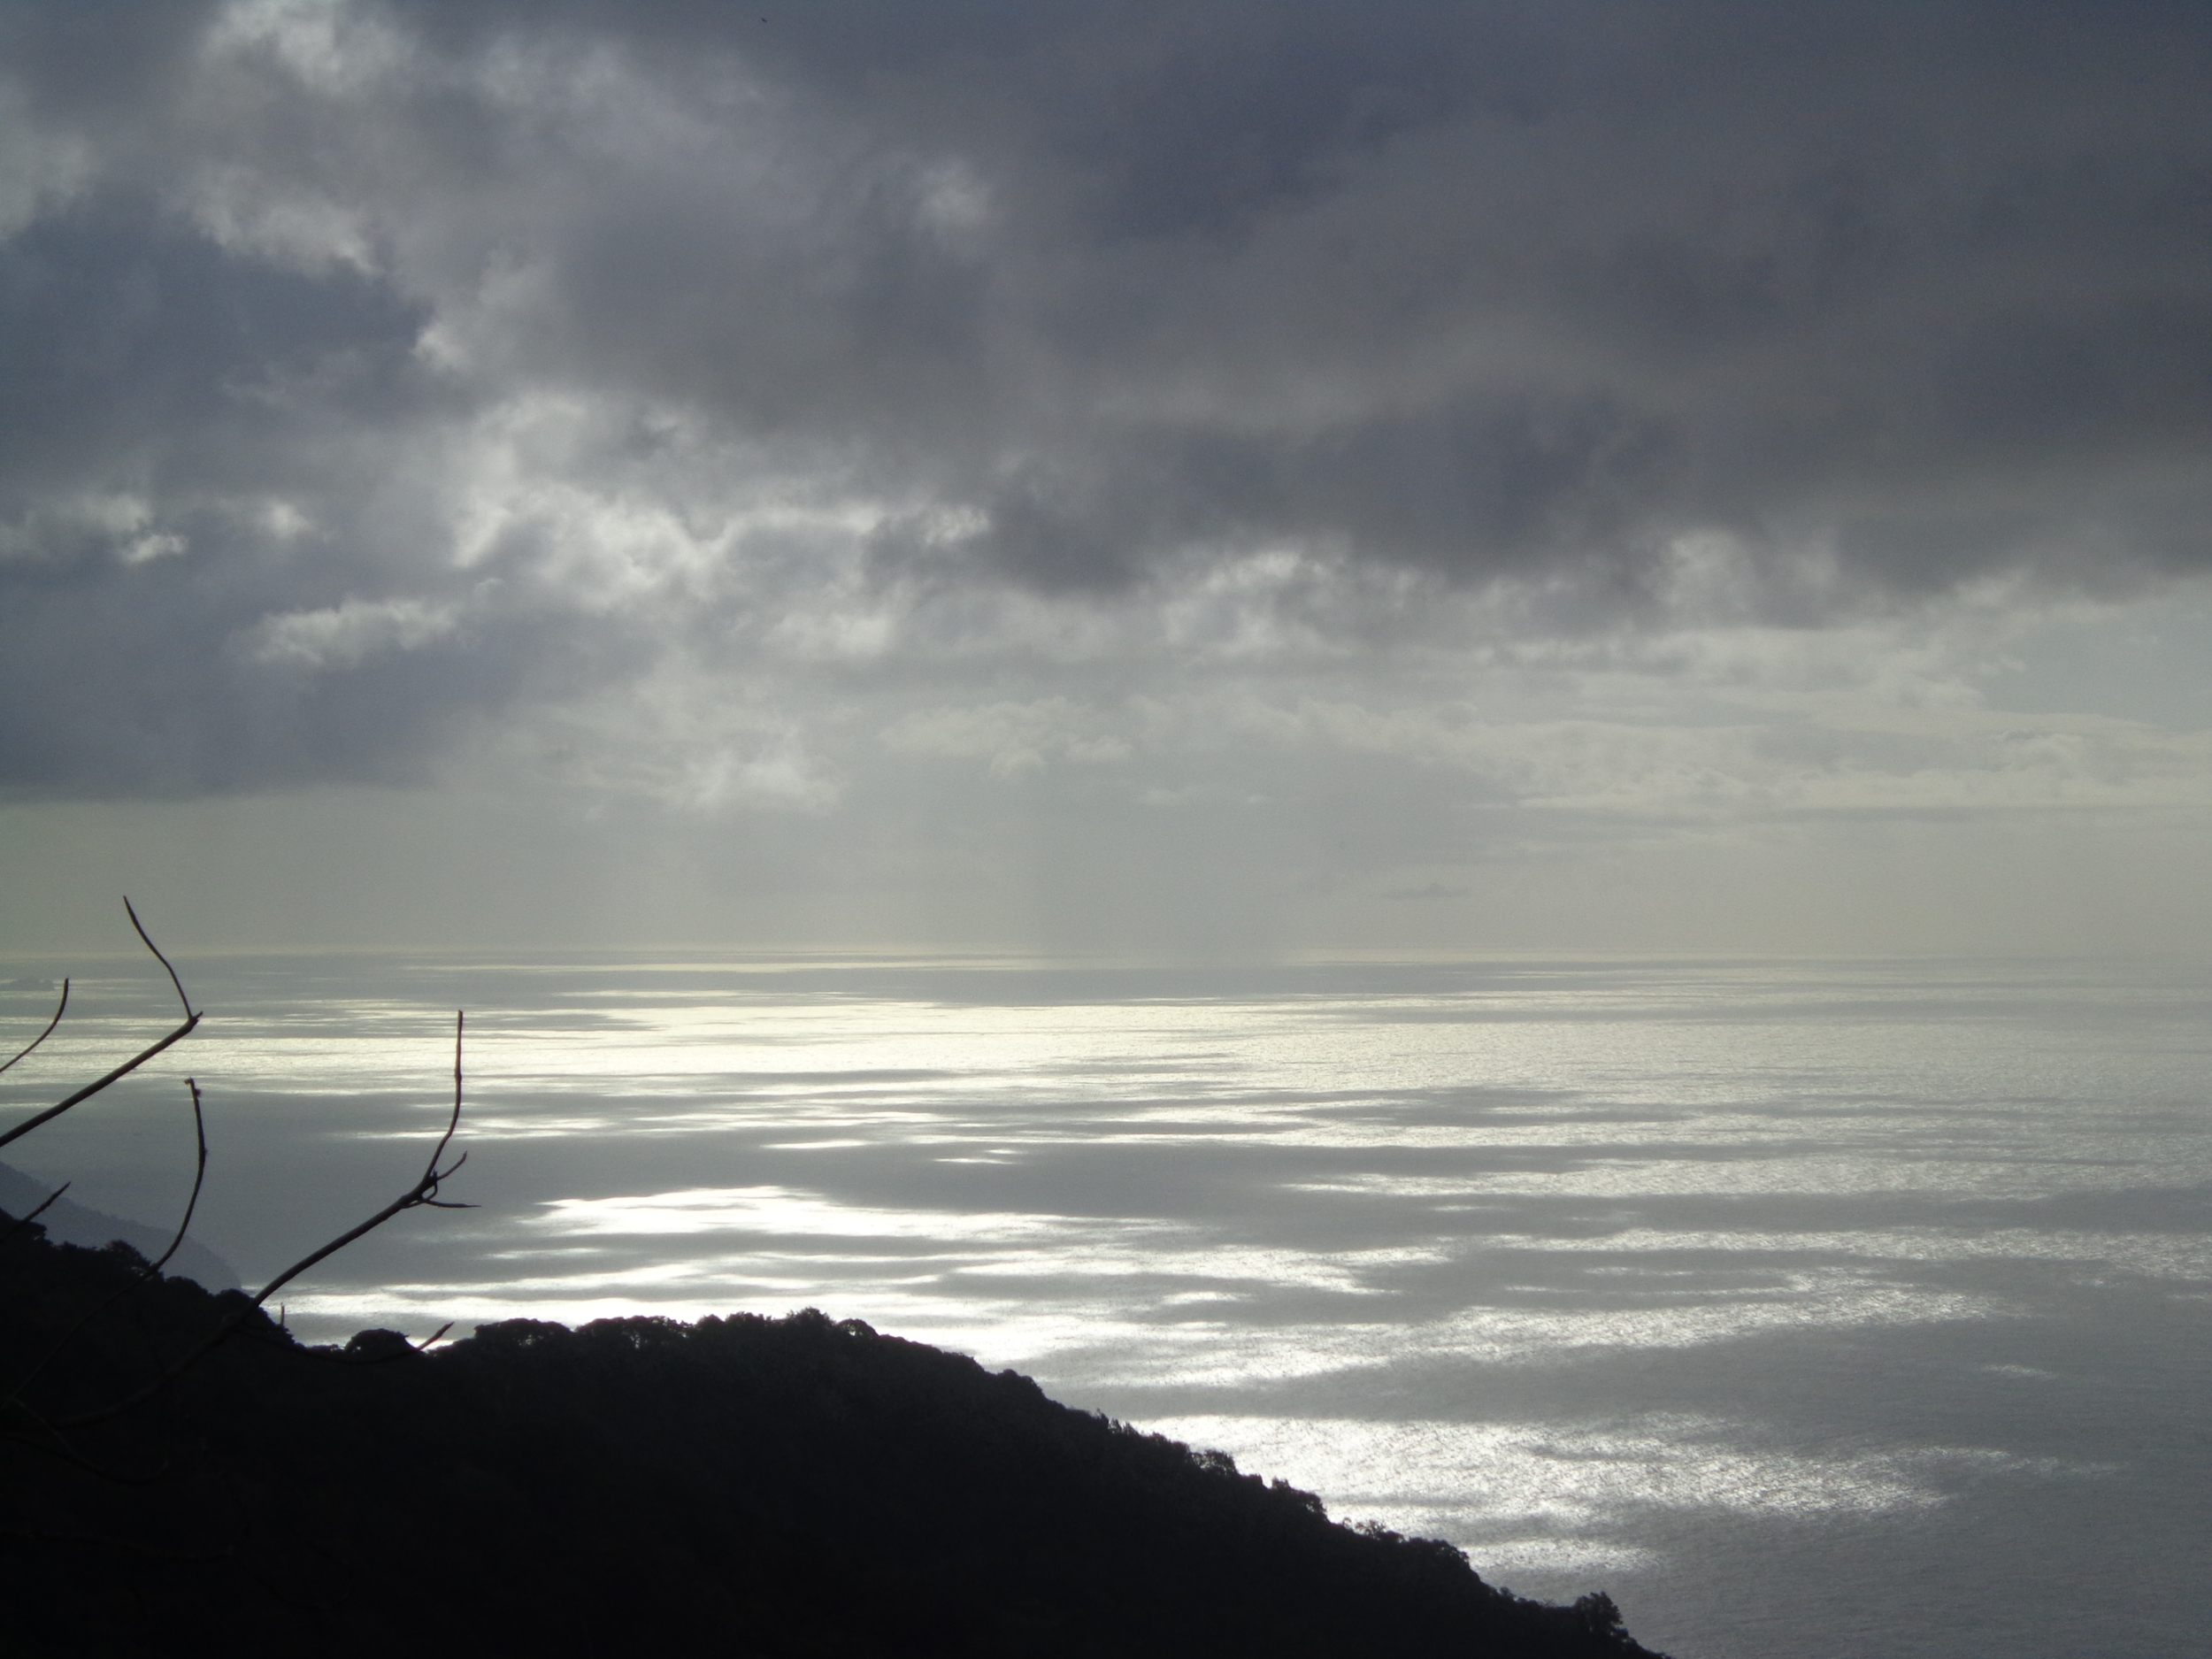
[3,4,2210,1655]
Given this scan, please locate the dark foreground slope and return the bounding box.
[1,1227,1664,1658]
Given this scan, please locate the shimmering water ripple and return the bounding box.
[4,956,2207,1659]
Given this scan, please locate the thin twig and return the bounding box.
[12,1082,211,1401]
[150,1080,210,1279]
[247,1010,473,1310]
[0,1017,200,1154]
[0,902,199,1152]
[0,979,68,1079]
[50,1013,474,1432]
[123,897,193,1019]
[0,1182,68,1249]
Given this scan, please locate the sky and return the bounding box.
[4,0,2211,958]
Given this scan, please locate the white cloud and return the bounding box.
[247,595,459,669]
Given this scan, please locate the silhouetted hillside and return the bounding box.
[1,1222,1667,1657]
[0,1161,239,1289]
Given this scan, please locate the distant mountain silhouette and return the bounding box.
[0,1161,238,1289]
[1,1218,1668,1658]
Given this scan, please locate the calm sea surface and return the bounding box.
[4,954,2208,1658]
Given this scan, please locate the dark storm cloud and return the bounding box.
[0,192,428,510]
[3,0,2208,794]
[399,0,2212,582]
[0,188,631,793]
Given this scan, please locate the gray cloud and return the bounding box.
[3,0,2208,796]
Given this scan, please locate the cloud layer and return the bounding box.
[4,0,2210,801]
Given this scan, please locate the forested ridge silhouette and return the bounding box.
[0,1227,1667,1657]
[2,916,1666,1656]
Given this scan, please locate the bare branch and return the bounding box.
[0,1181,70,1249]
[151,1079,211,1279]
[0,903,204,1152]
[123,897,194,1020]
[0,979,68,1079]
[12,1082,211,1402]
[0,1015,200,1155]
[50,1012,474,1432]
[247,1010,474,1313]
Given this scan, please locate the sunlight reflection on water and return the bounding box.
[3,955,2208,1659]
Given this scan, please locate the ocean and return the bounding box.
[3,953,2207,1658]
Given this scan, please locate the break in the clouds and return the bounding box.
[3,1,2210,949]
